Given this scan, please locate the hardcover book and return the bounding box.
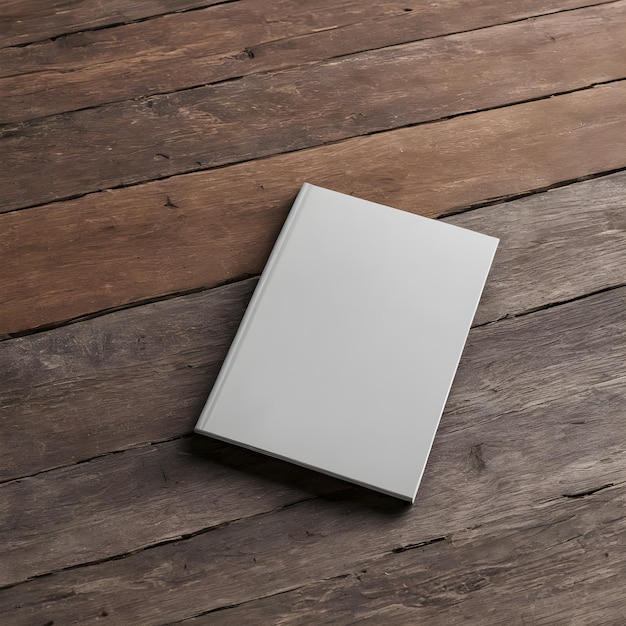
[195,183,498,502]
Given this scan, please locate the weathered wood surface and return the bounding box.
[0,437,347,587]
[3,5,626,209]
[0,0,225,48]
[453,172,626,325]
[2,0,617,50]
[2,0,611,49]
[0,279,255,482]
[1,286,624,592]
[2,172,625,483]
[4,484,625,624]
[3,0,626,622]
[1,0,621,122]
[198,490,626,625]
[3,85,626,336]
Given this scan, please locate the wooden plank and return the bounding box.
[0,437,346,587]
[0,0,227,48]
[1,172,625,481]
[0,283,623,620]
[0,279,255,482]
[1,284,624,587]
[3,4,626,206]
[6,491,624,624]
[0,0,614,49]
[0,0,616,122]
[453,172,626,325]
[2,85,626,336]
[195,490,626,625]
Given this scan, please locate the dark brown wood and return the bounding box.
[3,3,626,208]
[2,84,626,336]
[452,172,626,325]
[197,491,626,625]
[0,279,255,482]
[1,0,615,49]
[0,0,227,48]
[1,283,624,588]
[0,0,617,122]
[5,491,624,625]
[0,283,623,620]
[6,488,623,625]
[1,172,625,482]
[0,437,347,587]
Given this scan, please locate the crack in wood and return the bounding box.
[3,3,626,620]
[0,434,191,487]
[171,582,309,623]
[472,283,626,329]
[4,90,626,219]
[392,536,447,553]
[0,274,259,343]
[7,0,621,53]
[437,164,626,218]
[562,483,614,499]
[4,0,244,50]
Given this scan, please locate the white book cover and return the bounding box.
[195,183,498,502]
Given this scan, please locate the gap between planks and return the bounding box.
[0,488,342,593]
[2,163,626,343]
[0,211,626,344]
[2,1,620,620]
[3,472,624,620]
[472,281,626,328]
[0,0,242,49]
[5,0,615,50]
[170,489,626,624]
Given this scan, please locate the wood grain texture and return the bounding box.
[3,4,626,207]
[0,437,347,587]
[195,489,626,625]
[0,0,226,48]
[1,0,614,49]
[1,171,625,481]
[2,84,626,336]
[1,0,618,122]
[454,172,626,325]
[1,282,624,588]
[6,488,625,625]
[0,279,255,482]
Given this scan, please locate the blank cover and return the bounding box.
[195,183,498,502]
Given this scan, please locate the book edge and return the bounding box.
[194,182,313,433]
[200,430,416,502]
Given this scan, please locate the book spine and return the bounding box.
[195,182,313,431]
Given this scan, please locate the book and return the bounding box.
[195,183,498,502]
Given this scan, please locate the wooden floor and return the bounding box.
[1,1,626,623]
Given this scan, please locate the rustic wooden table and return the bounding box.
[1,1,625,624]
